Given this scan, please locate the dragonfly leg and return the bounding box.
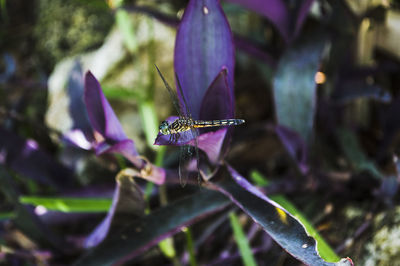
[174,133,180,144]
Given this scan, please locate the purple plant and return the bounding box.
[84,71,165,185]
[154,0,236,174]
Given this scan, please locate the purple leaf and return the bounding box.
[84,174,145,248]
[226,0,315,42]
[84,71,138,157]
[84,71,165,184]
[174,0,235,119]
[67,61,94,142]
[75,189,230,265]
[0,127,73,187]
[95,139,136,157]
[124,5,276,68]
[275,125,309,175]
[200,68,233,122]
[84,71,129,143]
[196,128,227,164]
[210,165,337,265]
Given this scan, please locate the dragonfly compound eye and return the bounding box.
[159,121,170,135]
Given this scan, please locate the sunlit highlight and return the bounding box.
[276,207,288,224]
[35,205,47,216]
[315,71,326,84]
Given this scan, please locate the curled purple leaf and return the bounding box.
[84,71,129,143]
[175,0,235,119]
[200,68,233,122]
[67,61,94,142]
[84,71,165,184]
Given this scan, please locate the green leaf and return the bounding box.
[102,85,145,100]
[19,196,112,213]
[336,128,382,179]
[158,237,176,258]
[139,101,161,149]
[116,9,138,53]
[273,30,327,143]
[183,227,198,266]
[229,212,257,266]
[0,166,67,250]
[249,170,269,186]
[0,211,15,221]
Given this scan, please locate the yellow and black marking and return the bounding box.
[193,119,245,128]
[159,118,245,136]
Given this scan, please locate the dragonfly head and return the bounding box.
[159,120,171,135]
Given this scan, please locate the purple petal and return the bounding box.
[174,0,235,119]
[84,71,127,142]
[275,125,309,175]
[200,68,233,121]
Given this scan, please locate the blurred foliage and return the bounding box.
[34,0,113,71]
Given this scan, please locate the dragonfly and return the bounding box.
[155,65,245,186]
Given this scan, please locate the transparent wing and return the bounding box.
[155,65,201,186]
[174,72,191,118]
[155,65,184,117]
[175,73,201,185]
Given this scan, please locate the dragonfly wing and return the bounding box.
[191,127,201,184]
[155,65,184,117]
[178,144,190,187]
[177,127,201,186]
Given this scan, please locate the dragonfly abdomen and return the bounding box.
[194,119,245,128]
